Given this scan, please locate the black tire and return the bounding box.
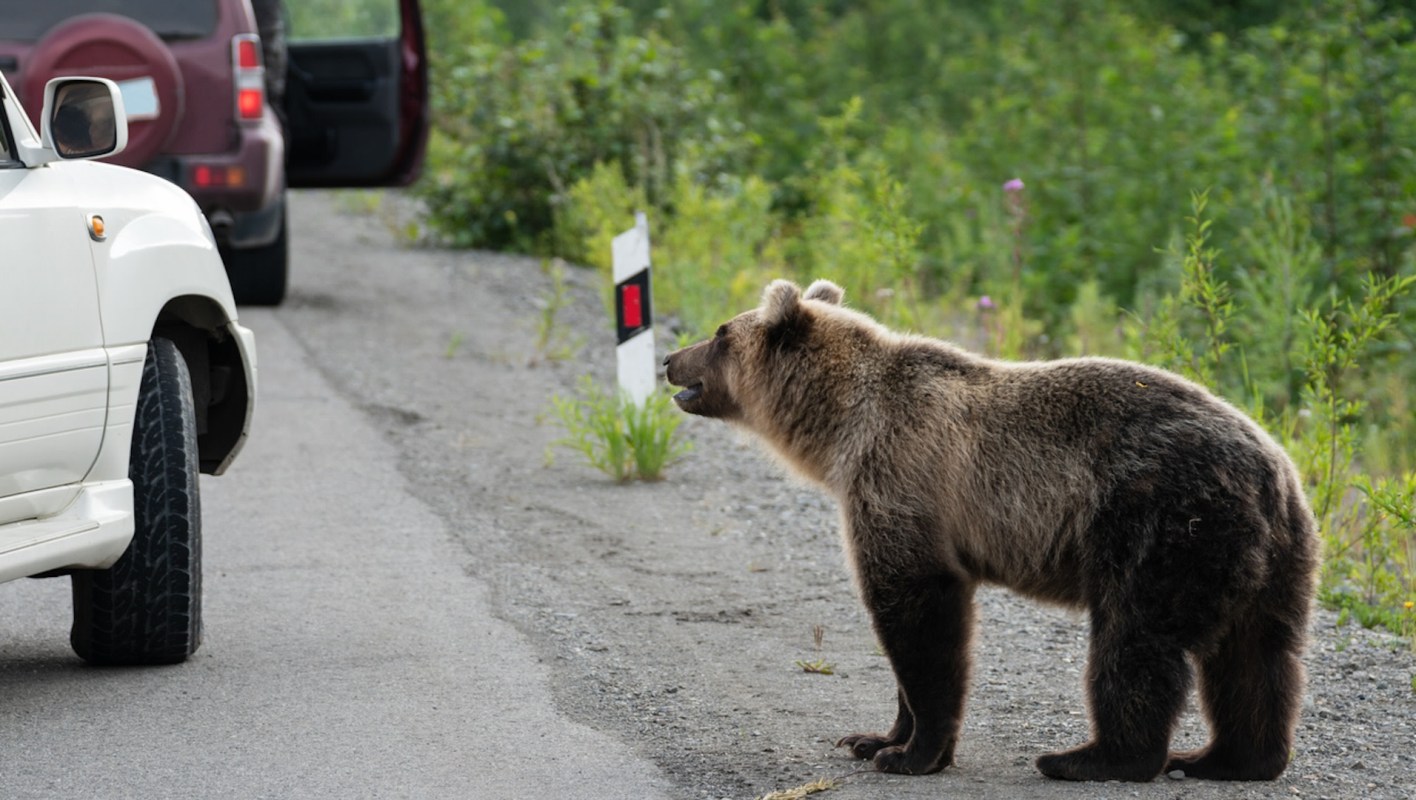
[224,206,289,306]
[71,337,202,665]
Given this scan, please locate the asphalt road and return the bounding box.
[0,194,671,799]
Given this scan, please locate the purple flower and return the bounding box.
[1003,178,1025,193]
[977,295,995,311]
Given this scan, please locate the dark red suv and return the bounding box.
[0,0,428,305]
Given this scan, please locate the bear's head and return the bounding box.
[663,278,847,423]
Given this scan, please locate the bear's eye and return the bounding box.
[715,325,729,340]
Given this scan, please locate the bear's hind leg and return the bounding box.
[837,688,912,760]
[1037,613,1189,782]
[1167,611,1305,780]
[856,573,976,776]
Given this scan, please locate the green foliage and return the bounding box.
[1291,274,1415,549]
[549,376,692,482]
[655,171,779,336]
[418,0,741,252]
[558,161,646,275]
[786,99,927,329]
[1230,186,1326,408]
[287,0,397,38]
[1145,191,1237,390]
[1285,273,1416,646]
[425,0,1416,323]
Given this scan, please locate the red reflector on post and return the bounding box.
[622,284,642,329]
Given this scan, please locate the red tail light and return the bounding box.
[236,38,260,70]
[231,34,265,121]
[192,164,248,188]
[237,88,262,118]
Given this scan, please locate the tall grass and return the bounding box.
[548,376,692,482]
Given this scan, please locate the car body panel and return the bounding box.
[0,163,107,520]
[0,479,134,581]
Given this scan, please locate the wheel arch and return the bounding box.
[152,295,255,475]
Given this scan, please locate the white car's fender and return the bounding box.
[52,159,240,340]
[42,159,257,476]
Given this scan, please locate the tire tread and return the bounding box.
[71,337,202,665]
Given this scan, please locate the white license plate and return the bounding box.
[116,77,159,121]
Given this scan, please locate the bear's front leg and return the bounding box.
[854,571,976,776]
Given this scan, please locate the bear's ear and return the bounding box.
[760,279,803,328]
[803,280,844,306]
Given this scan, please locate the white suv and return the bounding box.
[0,71,255,665]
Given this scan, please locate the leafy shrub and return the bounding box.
[418,0,742,252]
[549,376,692,482]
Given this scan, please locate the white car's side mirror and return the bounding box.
[40,77,128,161]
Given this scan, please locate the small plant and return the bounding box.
[1145,190,1236,391]
[794,658,835,675]
[796,625,834,673]
[532,258,580,363]
[548,376,691,482]
[444,331,464,359]
[757,778,839,800]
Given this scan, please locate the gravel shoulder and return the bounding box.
[284,191,1416,800]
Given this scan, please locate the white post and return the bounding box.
[611,212,654,407]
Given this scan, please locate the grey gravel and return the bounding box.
[285,191,1416,800]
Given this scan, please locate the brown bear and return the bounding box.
[664,278,1317,783]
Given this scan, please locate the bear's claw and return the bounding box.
[872,744,946,775]
[836,733,893,761]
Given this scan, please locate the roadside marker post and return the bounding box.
[612,212,654,407]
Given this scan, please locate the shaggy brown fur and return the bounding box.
[664,279,1317,783]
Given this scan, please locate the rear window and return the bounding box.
[0,1,218,42]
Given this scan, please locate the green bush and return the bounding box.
[418,0,741,252]
[548,376,692,482]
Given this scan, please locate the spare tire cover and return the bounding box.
[24,13,184,168]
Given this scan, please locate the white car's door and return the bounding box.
[0,156,108,524]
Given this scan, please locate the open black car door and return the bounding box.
[284,0,428,187]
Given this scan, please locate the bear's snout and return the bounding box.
[664,343,702,389]
[664,340,722,415]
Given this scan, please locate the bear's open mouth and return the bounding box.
[673,383,703,404]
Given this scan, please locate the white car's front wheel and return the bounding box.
[70,337,203,665]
